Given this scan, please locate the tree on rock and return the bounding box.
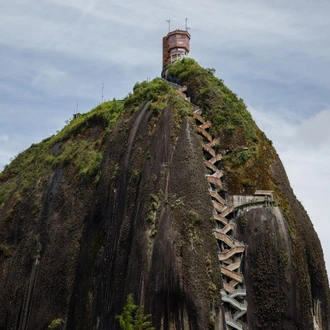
[116,294,155,330]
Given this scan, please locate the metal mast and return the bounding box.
[166,19,170,33]
[185,18,190,32]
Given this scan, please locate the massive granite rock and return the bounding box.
[0,59,328,330]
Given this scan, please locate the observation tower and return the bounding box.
[162,28,190,67]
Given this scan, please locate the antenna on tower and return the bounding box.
[76,100,78,115]
[101,82,104,103]
[185,18,190,32]
[166,19,171,33]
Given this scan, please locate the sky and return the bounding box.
[0,0,329,278]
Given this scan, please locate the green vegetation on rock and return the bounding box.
[116,294,154,330]
[168,59,257,144]
[48,318,64,329]
[124,78,171,112]
[167,58,274,194]
[0,100,124,208]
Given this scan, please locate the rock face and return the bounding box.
[66,102,225,330]
[0,59,329,330]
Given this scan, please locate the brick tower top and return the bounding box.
[162,29,191,67]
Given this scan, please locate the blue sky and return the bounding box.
[1,0,330,277]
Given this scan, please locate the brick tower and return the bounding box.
[162,29,191,67]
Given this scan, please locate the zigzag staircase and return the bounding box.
[192,107,247,330]
[163,80,248,329]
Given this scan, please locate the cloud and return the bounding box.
[1,0,330,103]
